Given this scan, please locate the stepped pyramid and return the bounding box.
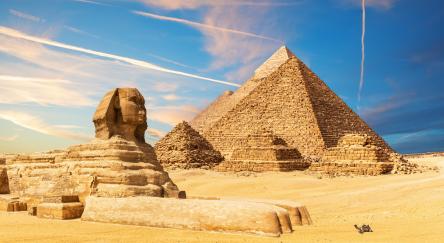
[155,121,223,169]
[191,46,395,173]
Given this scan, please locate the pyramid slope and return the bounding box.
[190,46,295,133]
[298,61,393,151]
[253,45,295,79]
[202,57,394,159]
[155,121,223,169]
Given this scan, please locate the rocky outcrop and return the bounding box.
[155,121,223,169]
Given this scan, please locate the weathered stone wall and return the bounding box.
[309,134,393,176]
[217,131,309,172]
[5,137,181,203]
[217,160,311,172]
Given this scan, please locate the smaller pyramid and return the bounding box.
[155,121,223,169]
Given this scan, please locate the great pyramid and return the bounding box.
[190,46,295,133]
[155,121,223,169]
[190,46,395,174]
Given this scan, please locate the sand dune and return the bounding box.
[0,157,443,242]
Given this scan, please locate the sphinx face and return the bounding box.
[118,89,147,126]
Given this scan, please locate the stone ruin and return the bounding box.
[217,129,310,172]
[155,121,223,169]
[0,87,311,237]
[189,45,399,175]
[1,88,182,215]
[309,134,394,176]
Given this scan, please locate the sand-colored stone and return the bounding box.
[0,195,27,212]
[191,46,395,174]
[2,158,441,242]
[217,130,310,172]
[155,121,223,169]
[37,202,84,220]
[0,157,9,194]
[190,47,295,134]
[5,88,182,203]
[81,196,293,237]
[309,134,393,176]
[189,196,312,226]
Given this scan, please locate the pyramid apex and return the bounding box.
[253,45,296,79]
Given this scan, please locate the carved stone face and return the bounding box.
[117,88,147,126]
[93,88,148,143]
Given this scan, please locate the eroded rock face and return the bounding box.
[93,88,147,143]
[5,88,182,203]
[82,196,293,237]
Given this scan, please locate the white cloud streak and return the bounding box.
[149,105,199,126]
[358,0,366,102]
[146,127,166,139]
[9,9,44,22]
[0,26,240,87]
[0,134,19,142]
[0,75,94,106]
[0,111,91,141]
[134,11,282,43]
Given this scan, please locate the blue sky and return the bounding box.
[0,0,443,154]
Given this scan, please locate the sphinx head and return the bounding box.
[93,88,147,143]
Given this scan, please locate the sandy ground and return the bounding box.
[1,157,443,242]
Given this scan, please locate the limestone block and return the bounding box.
[37,202,84,219]
[82,196,292,237]
[0,195,27,212]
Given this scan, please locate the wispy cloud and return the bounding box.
[147,52,197,70]
[134,11,282,43]
[72,0,110,6]
[0,75,94,106]
[161,94,181,101]
[342,0,398,10]
[63,25,99,39]
[138,1,289,82]
[0,111,91,141]
[0,134,19,142]
[152,82,179,93]
[9,9,44,23]
[0,26,240,87]
[137,0,303,9]
[358,0,366,102]
[146,127,166,139]
[149,105,200,126]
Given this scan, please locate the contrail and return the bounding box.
[133,11,282,43]
[358,0,366,102]
[0,26,240,87]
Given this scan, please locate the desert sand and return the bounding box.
[1,157,443,242]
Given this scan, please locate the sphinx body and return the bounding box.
[3,88,182,203]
